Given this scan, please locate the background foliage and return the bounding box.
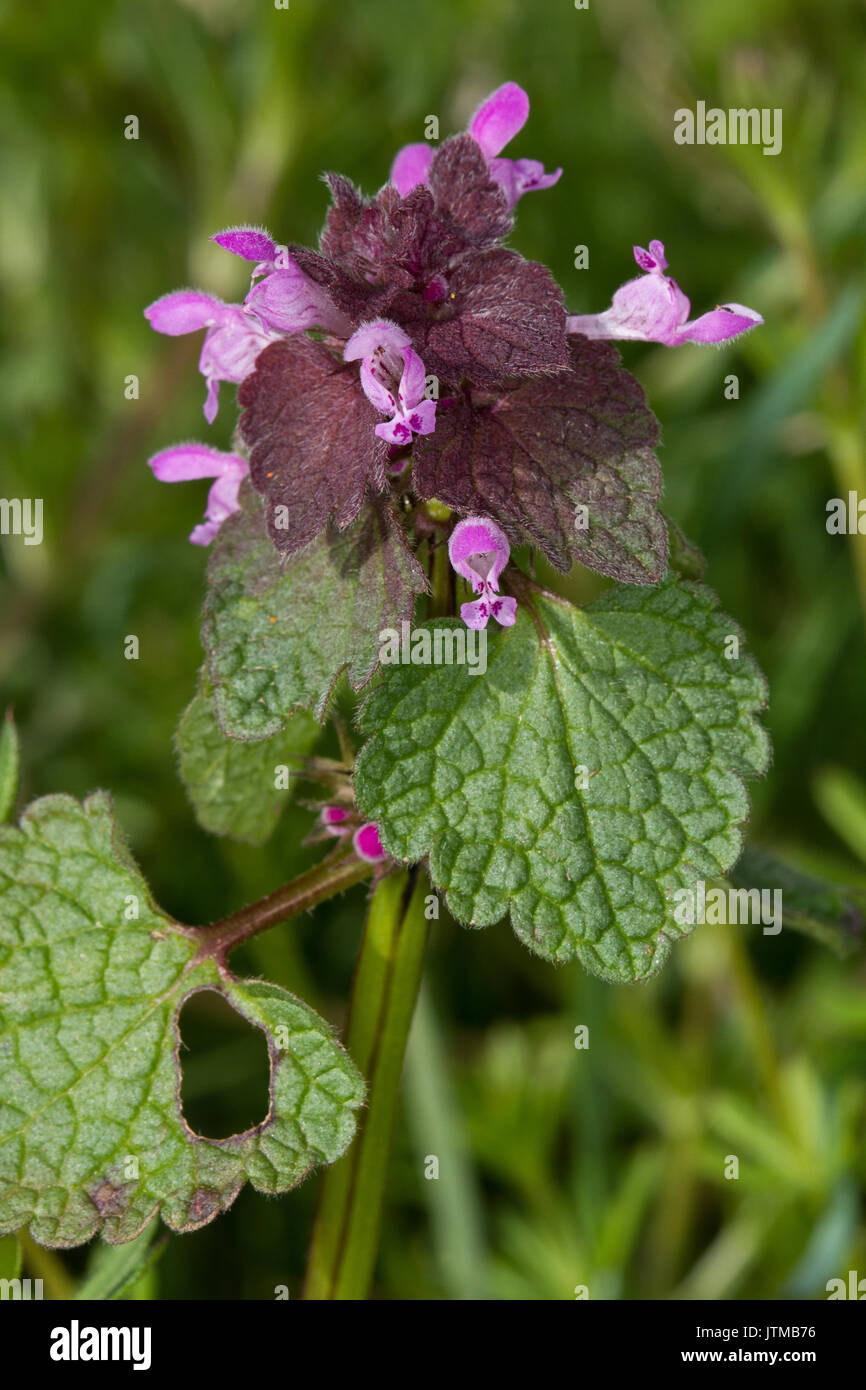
[1,0,865,1299]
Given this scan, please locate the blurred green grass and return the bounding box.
[2,0,865,1299]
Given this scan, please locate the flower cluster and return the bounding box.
[145,80,763,611]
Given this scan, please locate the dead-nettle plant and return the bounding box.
[4,78,817,1294]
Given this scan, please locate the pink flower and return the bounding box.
[144,291,279,423]
[390,143,435,198]
[343,320,437,446]
[146,231,352,422]
[319,805,388,864]
[213,227,351,332]
[148,442,248,545]
[320,805,350,835]
[391,81,561,210]
[211,226,290,280]
[352,822,387,863]
[448,515,517,630]
[566,240,763,346]
[245,259,353,337]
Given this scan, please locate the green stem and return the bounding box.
[429,537,453,619]
[188,848,373,966]
[302,868,430,1299]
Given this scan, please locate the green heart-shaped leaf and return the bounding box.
[356,575,769,981]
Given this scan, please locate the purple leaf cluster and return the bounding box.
[145,81,763,648]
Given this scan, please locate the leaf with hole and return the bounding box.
[0,793,364,1247]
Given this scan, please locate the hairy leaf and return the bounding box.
[323,178,434,284]
[417,248,568,389]
[319,173,371,266]
[413,336,666,580]
[241,336,387,556]
[0,793,364,1247]
[311,142,512,325]
[427,134,513,249]
[308,181,416,318]
[355,575,769,981]
[176,676,320,844]
[203,484,427,737]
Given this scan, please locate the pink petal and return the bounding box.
[343,319,411,362]
[567,242,762,348]
[448,516,511,587]
[149,444,247,545]
[671,303,764,345]
[490,595,517,627]
[205,463,247,524]
[391,142,435,195]
[633,245,657,272]
[203,378,220,425]
[633,241,668,273]
[353,823,387,863]
[247,262,350,335]
[671,279,691,324]
[189,520,221,546]
[567,273,681,342]
[469,82,529,159]
[211,227,279,263]
[405,399,437,435]
[321,805,349,834]
[198,310,276,413]
[148,442,246,483]
[397,346,427,410]
[360,358,399,415]
[459,596,491,630]
[374,416,413,446]
[144,290,227,336]
[489,156,561,208]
